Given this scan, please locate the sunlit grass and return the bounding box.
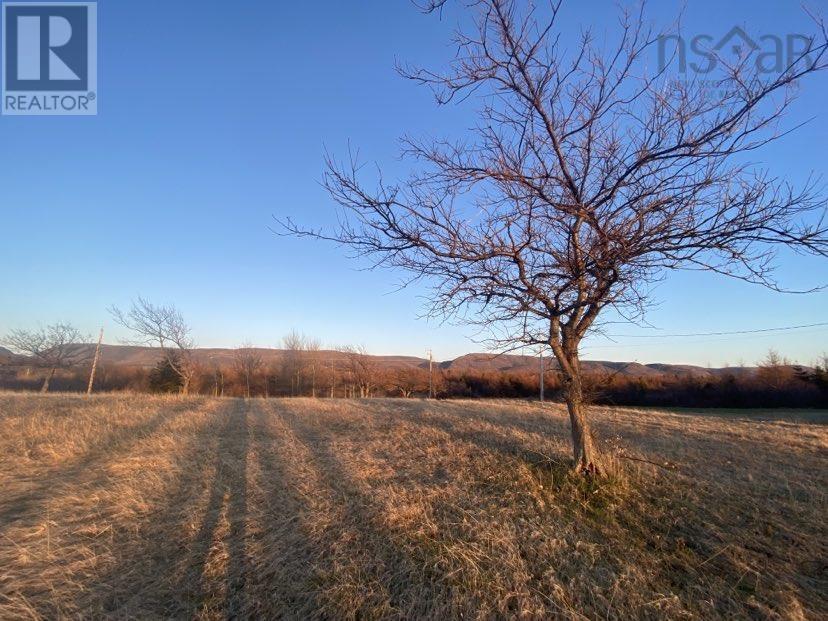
[0,393,825,619]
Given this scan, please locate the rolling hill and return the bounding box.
[11,344,754,379]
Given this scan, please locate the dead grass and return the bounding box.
[0,393,825,620]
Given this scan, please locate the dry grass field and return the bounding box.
[0,394,825,620]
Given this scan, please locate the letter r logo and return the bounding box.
[3,3,90,91]
[17,15,81,81]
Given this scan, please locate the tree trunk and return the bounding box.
[41,367,56,393]
[551,341,602,476]
[563,370,601,475]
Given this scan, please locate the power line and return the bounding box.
[603,321,828,339]
[583,327,828,350]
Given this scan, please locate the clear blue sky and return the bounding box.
[1,0,826,366]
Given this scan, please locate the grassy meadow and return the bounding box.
[0,393,825,619]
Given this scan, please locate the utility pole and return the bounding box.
[329,358,335,398]
[427,349,434,399]
[539,348,544,402]
[86,328,104,396]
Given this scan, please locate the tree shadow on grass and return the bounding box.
[277,400,598,618]
[73,400,249,618]
[414,406,571,470]
[243,402,333,618]
[271,404,455,619]
[401,404,828,618]
[173,399,251,618]
[338,400,828,618]
[0,399,199,529]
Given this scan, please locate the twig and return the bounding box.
[698,544,731,568]
[617,453,679,471]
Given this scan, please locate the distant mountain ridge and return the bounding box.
[14,344,757,379]
[442,353,756,378]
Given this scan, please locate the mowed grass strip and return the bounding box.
[0,394,825,619]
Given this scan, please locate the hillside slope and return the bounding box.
[46,344,754,379]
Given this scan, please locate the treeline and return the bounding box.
[2,308,826,408]
[0,348,424,399]
[2,349,826,408]
[438,357,828,408]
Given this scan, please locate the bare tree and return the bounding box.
[282,330,305,396]
[305,336,321,397]
[212,361,225,397]
[281,330,321,396]
[339,345,379,398]
[233,342,264,398]
[389,366,430,398]
[3,323,91,392]
[109,298,197,395]
[757,349,793,391]
[282,1,828,474]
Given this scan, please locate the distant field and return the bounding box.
[0,395,825,619]
[634,406,828,425]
